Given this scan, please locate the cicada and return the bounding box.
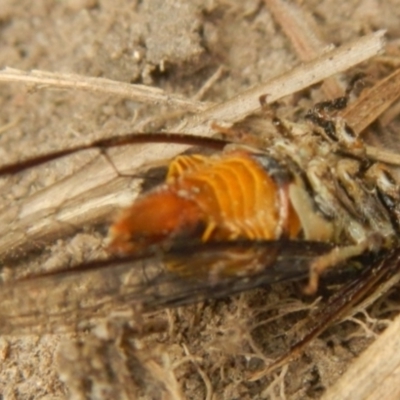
[1,64,400,394]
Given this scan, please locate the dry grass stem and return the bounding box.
[182,30,385,135]
[0,68,208,113]
[342,67,400,134]
[322,310,400,400]
[264,0,343,98]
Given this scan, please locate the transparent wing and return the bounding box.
[0,240,335,335]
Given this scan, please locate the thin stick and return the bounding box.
[0,30,386,140]
[182,30,385,137]
[0,68,209,113]
[365,145,400,165]
[264,0,343,98]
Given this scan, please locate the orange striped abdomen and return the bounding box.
[168,151,300,241]
[109,150,300,254]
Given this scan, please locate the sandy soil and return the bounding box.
[1,0,400,399]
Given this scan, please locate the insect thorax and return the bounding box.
[246,115,400,247]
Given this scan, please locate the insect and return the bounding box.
[1,64,400,395]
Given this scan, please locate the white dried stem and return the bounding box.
[264,0,344,98]
[0,68,208,113]
[180,29,386,137]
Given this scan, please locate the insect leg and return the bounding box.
[304,234,383,295]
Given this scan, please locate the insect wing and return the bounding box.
[0,240,334,335]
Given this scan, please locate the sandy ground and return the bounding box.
[1,0,400,399]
